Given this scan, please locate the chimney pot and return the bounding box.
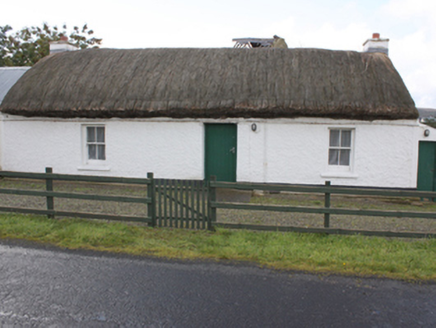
[363,33,389,56]
[49,36,79,54]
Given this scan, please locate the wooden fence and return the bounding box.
[1,169,436,238]
[0,168,211,229]
[0,168,155,224]
[209,177,436,238]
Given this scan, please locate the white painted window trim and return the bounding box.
[78,124,110,171]
[322,127,355,178]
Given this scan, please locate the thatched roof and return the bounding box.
[0,48,418,120]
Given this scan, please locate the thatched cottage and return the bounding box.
[0,36,427,188]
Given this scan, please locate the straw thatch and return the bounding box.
[0,48,418,120]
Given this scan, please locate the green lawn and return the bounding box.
[1,213,435,281]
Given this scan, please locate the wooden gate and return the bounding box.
[154,179,209,228]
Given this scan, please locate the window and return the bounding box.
[86,126,106,161]
[329,129,352,166]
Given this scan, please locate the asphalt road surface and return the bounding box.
[0,240,435,327]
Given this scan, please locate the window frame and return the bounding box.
[327,128,354,172]
[82,124,107,166]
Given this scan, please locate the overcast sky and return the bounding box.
[2,0,435,108]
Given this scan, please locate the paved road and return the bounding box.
[0,240,435,327]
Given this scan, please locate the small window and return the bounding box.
[86,126,106,161]
[329,129,352,166]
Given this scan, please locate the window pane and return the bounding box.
[96,127,105,142]
[330,130,340,147]
[88,145,96,159]
[87,127,95,142]
[341,131,351,147]
[339,149,350,166]
[97,145,106,160]
[329,149,339,165]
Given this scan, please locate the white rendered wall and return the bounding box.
[237,118,419,188]
[417,123,436,143]
[0,115,419,187]
[1,116,204,179]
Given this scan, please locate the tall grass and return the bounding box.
[0,213,435,281]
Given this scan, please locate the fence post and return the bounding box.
[147,172,156,227]
[45,167,54,219]
[324,181,331,228]
[208,176,217,231]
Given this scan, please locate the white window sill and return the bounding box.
[321,172,358,179]
[77,166,111,172]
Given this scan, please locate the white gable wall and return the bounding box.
[0,114,419,188]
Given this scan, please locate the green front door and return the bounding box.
[417,141,436,191]
[205,124,237,182]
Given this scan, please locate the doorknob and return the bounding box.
[230,147,235,154]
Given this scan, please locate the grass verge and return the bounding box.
[1,213,435,281]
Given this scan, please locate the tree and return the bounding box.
[0,23,102,67]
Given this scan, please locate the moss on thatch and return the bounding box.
[0,48,418,120]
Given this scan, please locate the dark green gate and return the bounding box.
[205,124,237,182]
[417,141,436,191]
[154,179,209,228]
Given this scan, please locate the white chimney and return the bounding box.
[49,36,79,54]
[363,33,389,56]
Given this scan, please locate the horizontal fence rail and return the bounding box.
[0,188,152,204]
[0,168,153,224]
[209,177,436,238]
[0,170,152,184]
[211,180,436,199]
[0,207,151,223]
[211,202,436,219]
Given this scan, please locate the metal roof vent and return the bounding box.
[233,35,288,48]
